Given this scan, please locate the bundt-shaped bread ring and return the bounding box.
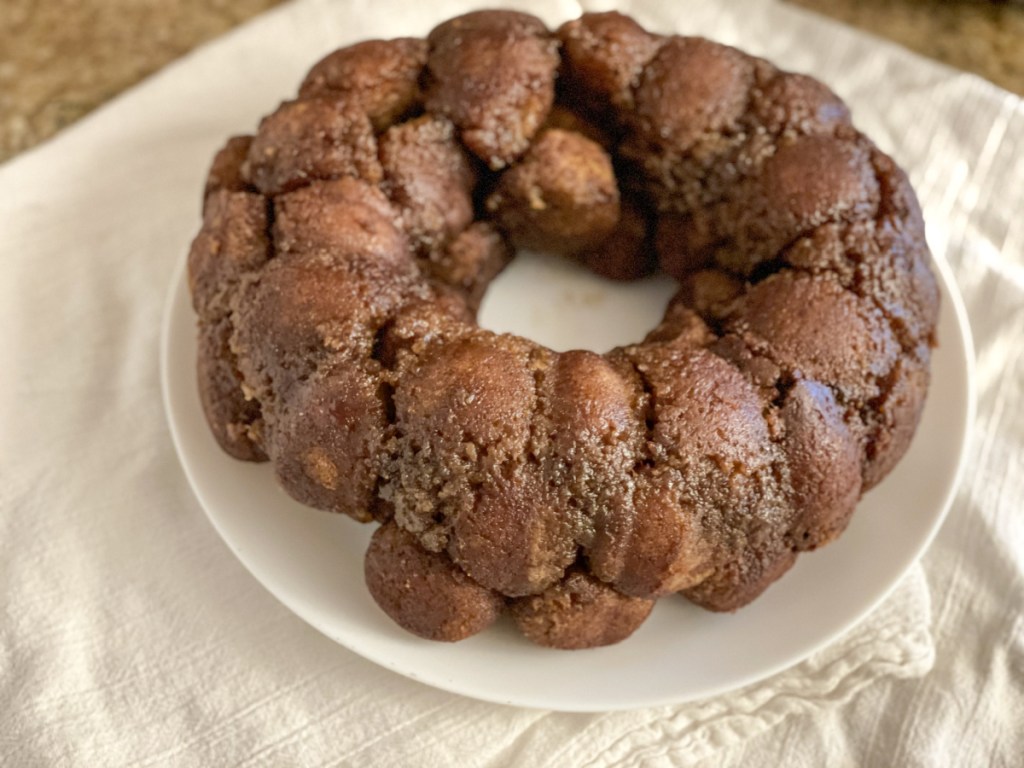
[188,11,939,648]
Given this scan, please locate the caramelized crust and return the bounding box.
[379,115,477,256]
[245,97,382,195]
[273,177,407,262]
[557,11,663,117]
[425,10,559,169]
[365,522,504,641]
[196,317,266,462]
[270,363,390,522]
[203,135,254,207]
[510,569,654,649]
[486,128,620,255]
[429,222,513,312]
[188,188,270,460]
[299,38,427,131]
[188,10,940,649]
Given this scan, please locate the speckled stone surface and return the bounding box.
[0,0,286,162]
[1,0,1022,163]
[791,0,1024,94]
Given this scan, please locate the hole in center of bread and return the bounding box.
[477,249,677,354]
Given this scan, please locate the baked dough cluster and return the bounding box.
[188,11,939,649]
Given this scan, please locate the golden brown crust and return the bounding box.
[245,97,382,195]
[365,522,504,641]
[428,222,513,312]
[425,10,559,169]
[188,190,269,316]
[378,115,477,256]
[632,37,754,156]
[781,379,862,550]
[728,271,900,403]
[683,546,797,613]
[196,317,266,462]
[510,569,654,649]
[188,189,270,461]
[486,128,620,255]
[230,250,416,413]
[203,135,254,208]
[299,38,427,131]
[270,364,389,522]
[189,11,940,648]
[556,12,663,118]
[273,177,408,262]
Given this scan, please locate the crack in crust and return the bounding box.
[186,10,939,649]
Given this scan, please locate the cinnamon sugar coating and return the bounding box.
[365,522,504,641]
[187,10,939,649]
[557,11,663,117]
[299,38,427,131]
[425,11,559,169]
[486,128,620,255]
[245,97,382,195]
[511,569,654,649]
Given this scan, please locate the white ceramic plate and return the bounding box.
[161,249,974,712]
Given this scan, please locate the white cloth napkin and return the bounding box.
[1,0,1021,765]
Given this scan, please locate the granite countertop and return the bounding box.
[1,0,1022,163]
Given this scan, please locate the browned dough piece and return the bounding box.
[510,569,654,649]
[487,129,620,255]
[299,38,428,131]
[426,10,559,169]
[365,522,504,641]
[245,97,382,195]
